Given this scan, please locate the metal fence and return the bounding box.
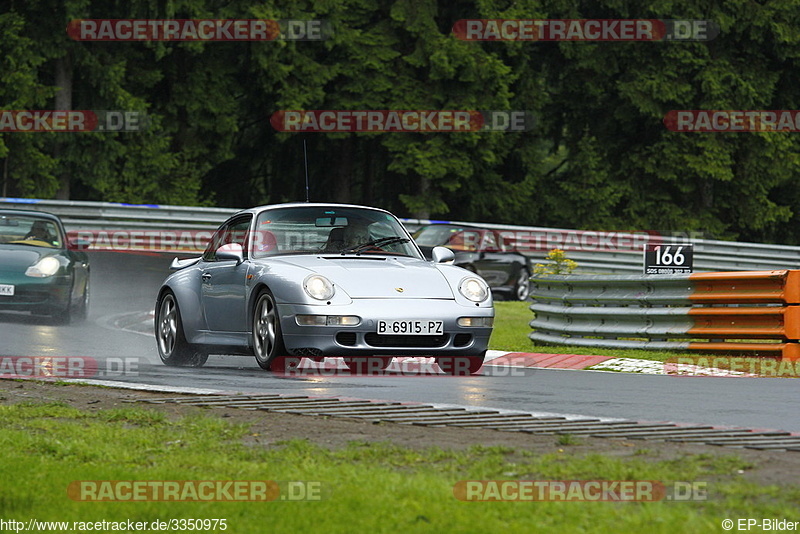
[3,196,800,273]
[528,270,800,359]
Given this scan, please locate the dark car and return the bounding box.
[413,223,531,301]
[0,210,90,323]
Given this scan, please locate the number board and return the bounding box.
[644,244,693,275]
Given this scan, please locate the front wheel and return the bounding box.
[436,353,485,376]
[513,268,531,301]
[156,291,208,367]
[74,275,90,322]
[252,289,287,371]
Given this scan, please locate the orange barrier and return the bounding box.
[530,270,800,361]
[687,307,800,339]
[688,270,800,304]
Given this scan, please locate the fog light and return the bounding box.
[457,317,494,327]
[327,316,360,326]
[296,315,360,326]
[296,315,327,326]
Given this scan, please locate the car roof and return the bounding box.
[223,203,397,223]
[0,209,63,223]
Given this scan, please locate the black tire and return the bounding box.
[74,275,90,322]
[50,295,73,325]
[513,268,531,301]
[436,352,486,376]
[155,291,208,367]
[252,289,287,371]
[182,351,209,367]
[52,276,89,325]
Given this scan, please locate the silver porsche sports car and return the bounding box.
[154,203,494,375]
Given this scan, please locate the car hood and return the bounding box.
[0,244,58,272]
[271,255,455,299]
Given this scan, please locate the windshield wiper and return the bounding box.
[340,236,411,254]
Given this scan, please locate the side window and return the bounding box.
[481,232,499,252]
[202,226,227,262]
[448,229,479,252]
[227,218,251,253]
[202,216,252,261]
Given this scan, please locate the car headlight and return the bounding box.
[459,277,489,302]
[25,257,61,278]
[303,275,335,300]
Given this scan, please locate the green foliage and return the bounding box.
[555,434,581,446]
[533,248,578,276]
[1,0,800,243]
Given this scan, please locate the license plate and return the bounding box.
[0,284,14,296]
[377,320,443,335]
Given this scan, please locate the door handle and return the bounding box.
[201,273,212,282]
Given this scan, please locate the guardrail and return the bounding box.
[3,197,800,273]
[529,270,800,360]
[0,197,234,230]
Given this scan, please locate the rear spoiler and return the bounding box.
[170,256,201,271]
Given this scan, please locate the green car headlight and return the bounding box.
[25,257,61,278]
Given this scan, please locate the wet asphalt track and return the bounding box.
[0,251,797,433]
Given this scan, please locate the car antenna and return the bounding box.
[303,139,310,202]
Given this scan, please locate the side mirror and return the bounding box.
[432,246,455,264]
[170,257,201,271]
[216,243,244,264]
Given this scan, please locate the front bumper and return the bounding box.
[0,272,71,313]
[278,298,493,357]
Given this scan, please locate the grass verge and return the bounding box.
[489,301,789,370]
[489,301,686,361]
[2,401,798,532]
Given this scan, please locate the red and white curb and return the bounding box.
[485,351,611,370]
[585,357,755,376]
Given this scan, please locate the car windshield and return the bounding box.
[252,206,421,259]
[0,215,64,249]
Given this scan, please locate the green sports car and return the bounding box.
[0,210,90,323]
